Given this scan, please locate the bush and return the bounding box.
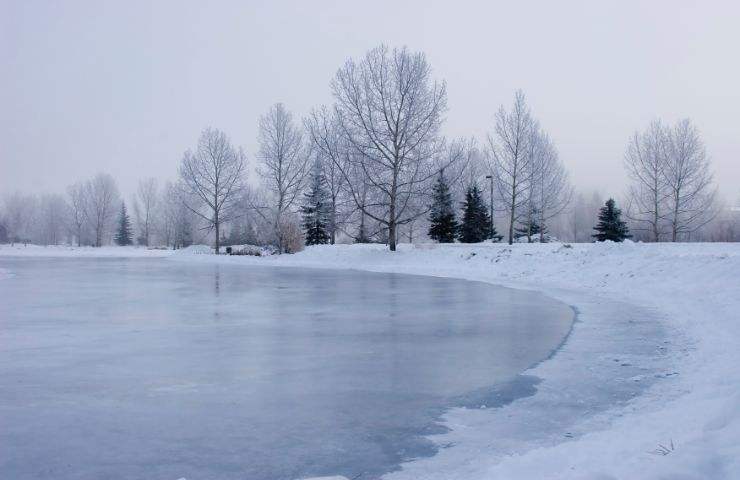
[279,218,304,254]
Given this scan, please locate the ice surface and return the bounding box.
[0,257,572,480]
[3,241,739,479]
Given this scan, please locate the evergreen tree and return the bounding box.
[458,184,492,243]
[301,162,331,245]
[515,208,547,242]
[427,171,458,242]
[593,198,631,242]
[114,202,133,246]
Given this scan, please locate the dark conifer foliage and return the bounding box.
[458,184,492,243]
[301,163,331,245]
[515,208,547,242]
[428,171,458,243]
[593,198,631,242]
[114,202,133,246]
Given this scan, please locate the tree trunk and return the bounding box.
[214,211,220,254]
[389,172,398,251]
[508,192,516,245]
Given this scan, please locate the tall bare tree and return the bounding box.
[487,90,536,244]
[37,194,69,245]
[179,127,245,254]
[133,178,158,246]
[2,192,36,244]
[258,103,310,252]
[305,106,349,244]
[67,182,88,246]
[530,131,572,242]
[664,119,716,241]
[330,45,448,251]
[624,120,669,242]
[84,173,120,247]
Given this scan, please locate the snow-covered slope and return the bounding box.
[200,241,740,480]
[1,241,738,479]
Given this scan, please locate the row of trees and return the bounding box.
[625,119,716,242]
[1,45,734,249]
[0,173,200,249]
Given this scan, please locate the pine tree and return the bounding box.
[301,162,331,245]
[515,207,547,242]
[427,171,458,242]
[114,202,133,246]
[458,184,492,243]
[593,198,631,242]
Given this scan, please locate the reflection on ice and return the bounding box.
[0,258,573,480]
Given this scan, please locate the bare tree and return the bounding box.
[664,119,717,241]
[305,106,349,244]
[487,90,536,244]
[179,127,245,254]
[2,192,36,244]
[530,131,572,242]
[330,45,448,251]
[624,120,669,242]
[37,194,69,245]
[84,173,120,247]
[133,178,158,246]
[67,182,88,246]
[258,103,310,252]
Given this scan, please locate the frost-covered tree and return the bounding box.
[133,178,158,246]
[458,184,491,243]
[258,103,310,253]
[84,173,120,247]
[593,198,631,242]
[528,130,571,242]
[305,107,350,244]
[300,161,331,245]
[664,119,717,241]
[624,120,669,242]
[2,192,36,244]
[67,182,88,246]
[331,45,448,251]
[37,194,69,245]
[179,128,245,254]
[487,91,537,245]
[114,202,133,246]
[427,171,458,243]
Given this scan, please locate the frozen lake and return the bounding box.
[0,257,573,480]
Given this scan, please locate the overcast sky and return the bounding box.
[2,0,739,203]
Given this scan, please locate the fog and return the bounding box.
[2,1,739,201]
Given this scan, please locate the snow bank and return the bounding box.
[239,242,739,480]
[171,244,213,255]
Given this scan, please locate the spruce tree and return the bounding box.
[114,202,133,246]
[427,171,458,242]
[515,207,547,242]
[301,162,331,245]
[458,184,492,243]
[593,198,631,242]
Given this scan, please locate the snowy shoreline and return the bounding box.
[1,242,739,479]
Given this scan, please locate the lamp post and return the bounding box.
[485,174,494,241]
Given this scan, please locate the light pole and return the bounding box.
[485,175,494,241]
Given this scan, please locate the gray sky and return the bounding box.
[2,0,739,202]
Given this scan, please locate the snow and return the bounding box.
[1,241,739,479]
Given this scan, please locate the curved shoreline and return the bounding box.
[2,242,739,479]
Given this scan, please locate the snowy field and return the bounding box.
[1,241,739,479]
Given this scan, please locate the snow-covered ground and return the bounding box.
[1,241,738,479]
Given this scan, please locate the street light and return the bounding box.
[485,175,494,241]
